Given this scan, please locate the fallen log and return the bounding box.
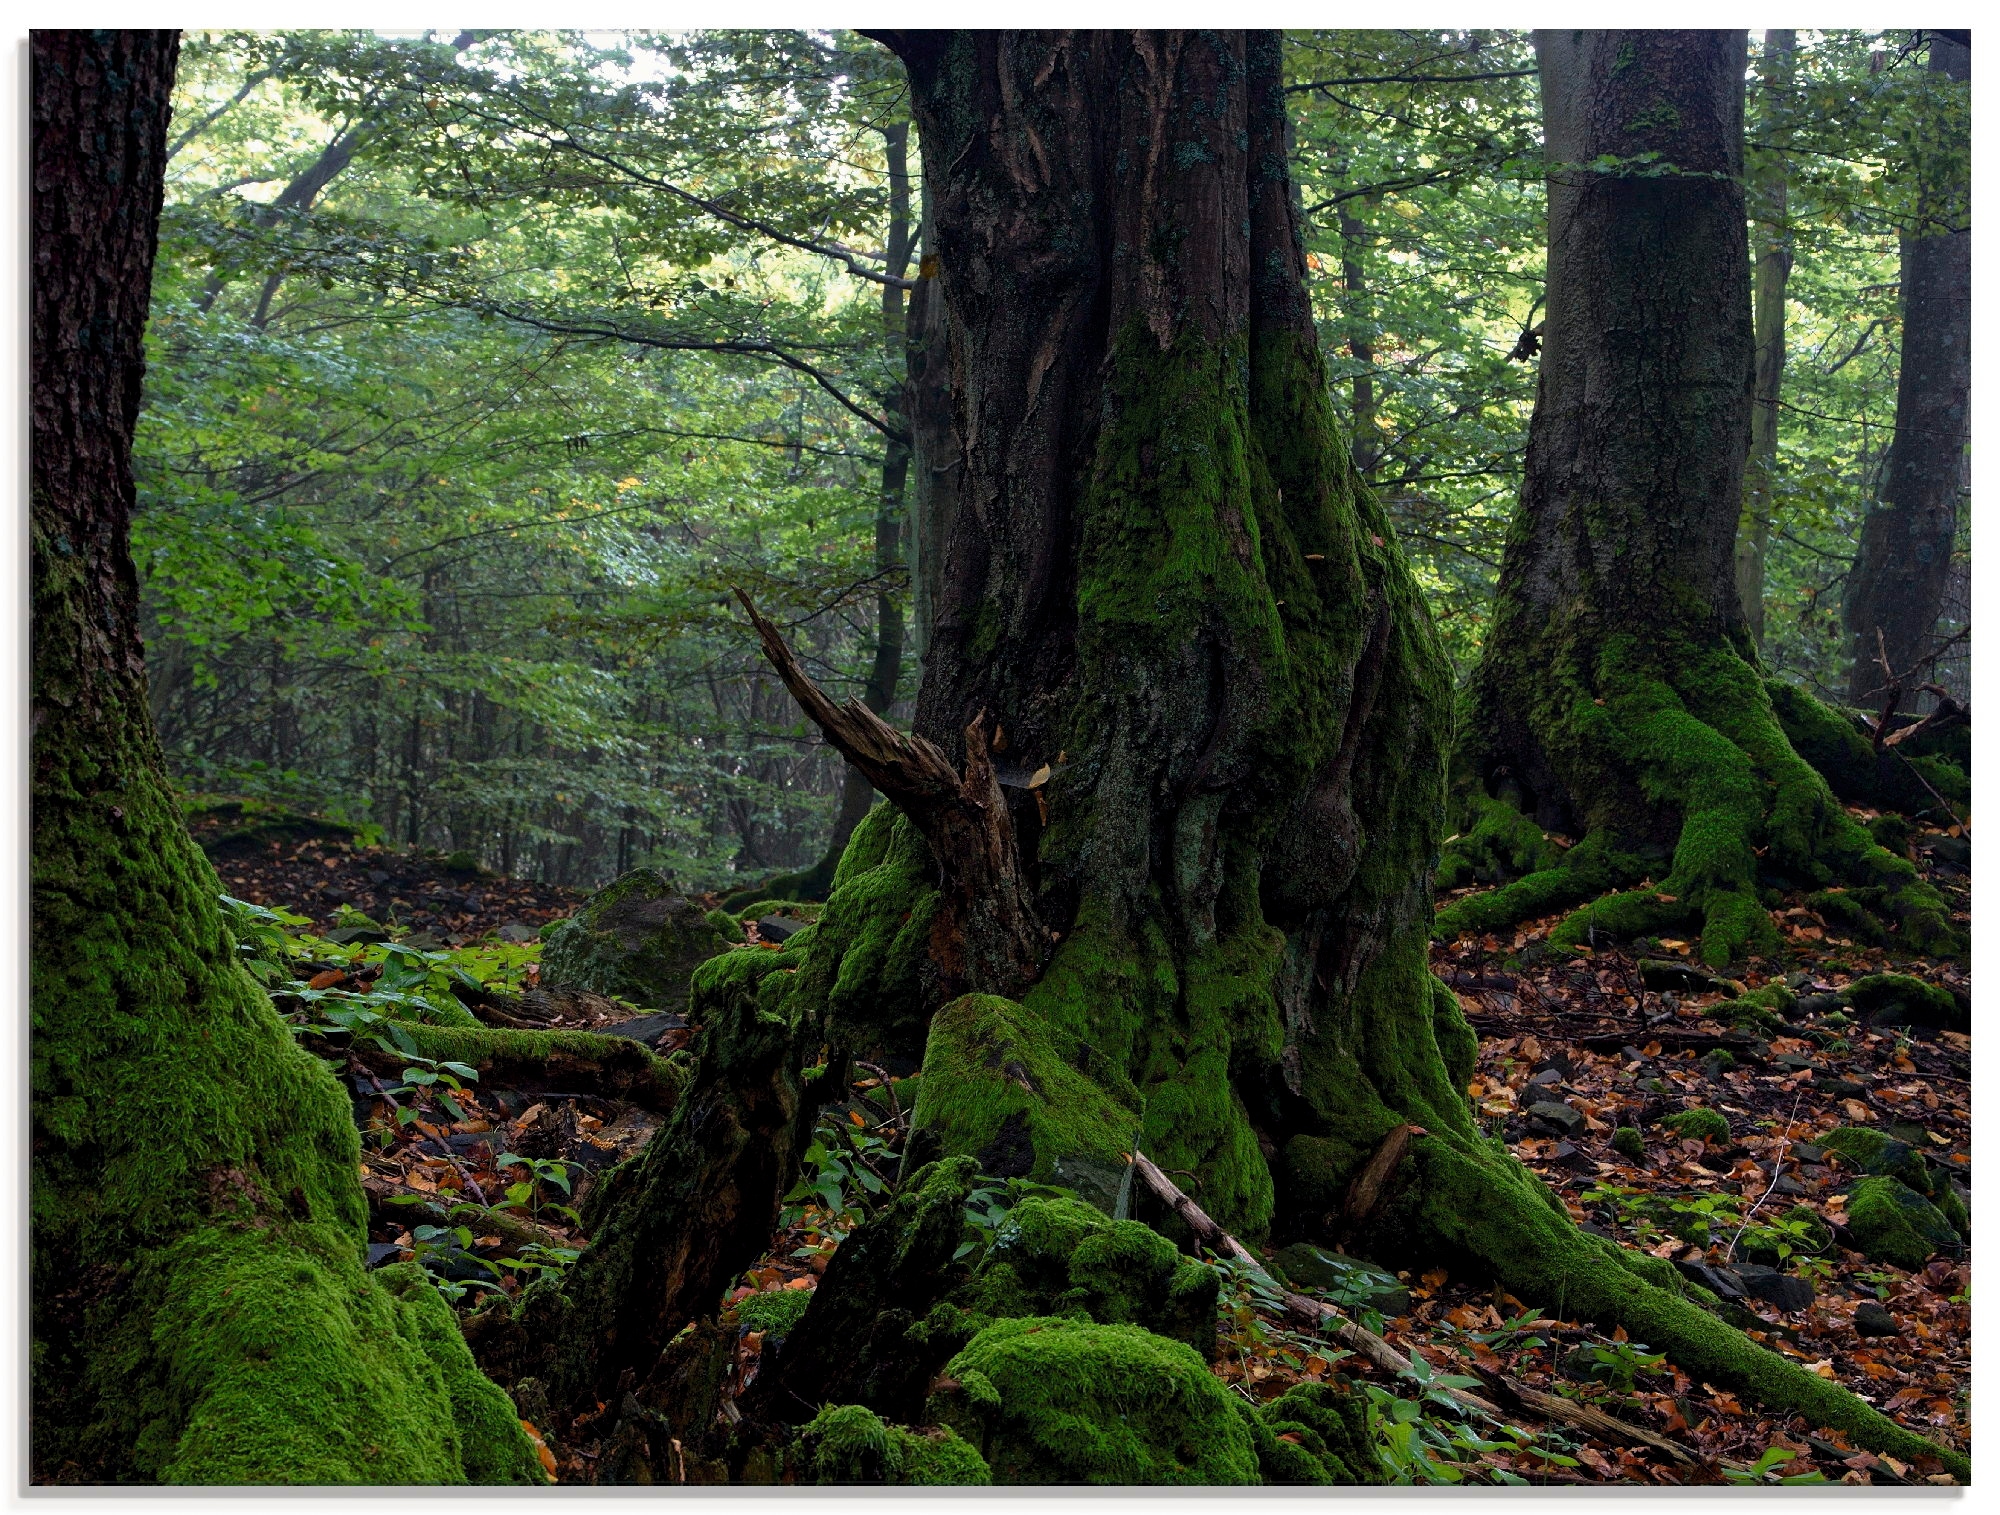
[1129,1153,1693,1467]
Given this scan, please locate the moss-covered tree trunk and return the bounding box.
[31,31,538,1485]
[1445,29,1956,969]
[1843,33,1969,706]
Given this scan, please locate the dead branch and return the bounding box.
[1128,1153,1693,1466]
[733,586,1050,998]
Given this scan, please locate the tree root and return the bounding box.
[1412,1137,1969,1480]
[334,1024,688,1113]
[1446,642,1961,967]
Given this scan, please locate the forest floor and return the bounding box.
[202,806,1969,1487]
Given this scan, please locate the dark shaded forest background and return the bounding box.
[139,28,1969,893]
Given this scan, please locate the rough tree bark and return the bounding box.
[1843,32,1970,706]
[1443,29,1957,971]
[30,30,538,1485]
[1733,29,1796,648]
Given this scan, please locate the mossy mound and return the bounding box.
[538,868,732,1015]
[795,1404,990,1486]
[734,1289,811,1339]
[910,995,1140,1216]
[1237,1381,1386,1485]
[1663,1107,1730,1145]
[1844,1177,1961,1270]
[1821,1127,1935,1196]
[928,1317,1259,1485]
[1611,1127,1646,1161]
[962,1195,1219,1356]
[1842,974,1965,1032]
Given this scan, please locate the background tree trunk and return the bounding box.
[1734,29,1796,649]
[31,30,538,1485]
[1844,33,1969,707]
[1449,29,1955,967]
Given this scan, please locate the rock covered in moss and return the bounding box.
[1821,1126,1934,1195]
[1611,1126,1646,1161]
[1238,1381,1386,1484]
[963,1195,1219,1355]
[1662,1107,1729,1145]
[1842,973,1965,1032]
[796,1404,990,1485]
[539,869,732,1014]
[1844,1177,1962,1270]
[928,1317,1259,1485]
[910,995,1140,1214]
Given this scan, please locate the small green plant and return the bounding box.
[1361,1363,1549,1486]
[1577,1338,1666,1393]
[495,1152,583,1226]
[408,1223,503,1305]
[1470,1307,1549,1352]
[778,1115,900,1236]
[1722,1446,1827,1485]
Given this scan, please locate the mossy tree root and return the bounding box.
[1443,640,1960,966]
[1405,1134,1968,1479]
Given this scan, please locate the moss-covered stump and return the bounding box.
[1845,1177,1963,1270]
[539,868,733,1014]
[928,1317,1261,1485]
[796,1405,991,1485]
[748,1157,984,1427]
[496,941,829,1413]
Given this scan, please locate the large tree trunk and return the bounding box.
[1844,33,1969,706]
[30,30,539,1485]
[1733,29,1796,649]
[1448,29,1955,968]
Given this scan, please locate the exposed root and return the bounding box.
[1411,1136,1969,1479]
[1439,646,1961,966]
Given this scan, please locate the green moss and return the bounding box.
[734,1289,812,1338]
[1435,790,1560,892]
[796,1404,990,1486]
[1447,636,1963,966]
[1766,678,1969,816]
[1611,1127,1646,1161]
[1935,1183,1969,1241]
[1845,1177,1961,1271]
[1821,1127,1934,1195]
[1843,973,1964,1031]
[33,692,534,1482]
[539,868,732,1014]
[1663,1108,1730,1145]
[962,1196,1219,1356]
[910,995,1141,1216]
[929,1317,1260,1485]
[1251,1381,1386,1485]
